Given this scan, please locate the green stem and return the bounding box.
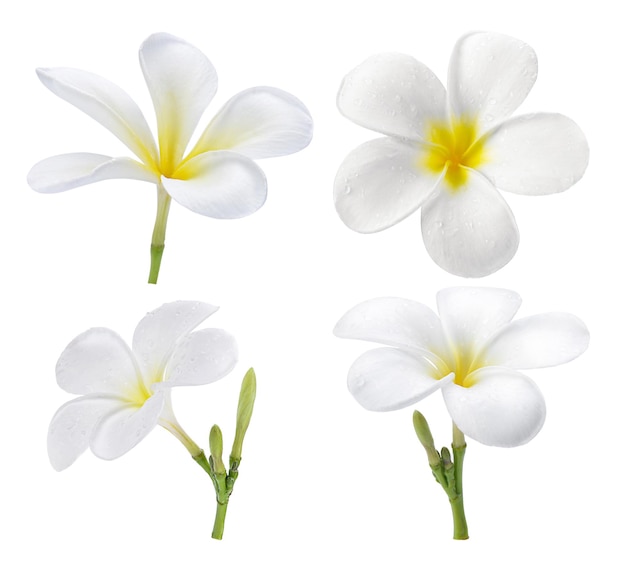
[450,424,468,540]
[212,501,229,540]
[148,183,171,284]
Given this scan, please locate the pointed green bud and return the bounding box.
[413,411,440,467]
[440,446,453,470]
[230,368,257,461]
[209,424,226,475]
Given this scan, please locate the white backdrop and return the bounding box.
[2,1,621,573]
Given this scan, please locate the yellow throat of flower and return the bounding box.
[422,117,487,189]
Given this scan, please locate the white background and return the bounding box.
[1,0,622,572]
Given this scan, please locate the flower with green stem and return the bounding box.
[48,301,256,539]
[28,32,313,283]
[334,287,589,538]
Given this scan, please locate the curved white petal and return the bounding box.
[190,87,313,159]
[334,138,442,233]
[480,113,589,195]
[483,312,589,369]
[348,347,454,411]
[165,328,238,386]
[163,151,267,219]
[442,367,546,447]
[56,327,144,398]
[436,287,522,367]
[337,53,447,140]
[132,301,218,384]
[334,297,449,365]
[36,67,157,166]
[27,153,158,194]
[48,394,125,471]
[421,171,519,277]
[139,33,217,170]
[447,32,537,132]
[89,391,165,460]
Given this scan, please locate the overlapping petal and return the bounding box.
[190,87,313,160]
[480,113,589,195]
[347,347,454,411]
[36,67,158,166]
[337,53,447,140]
[164,151,267,218]
[334,138,442,233]
[27,153,158,194]
[421,171,519,277]
[447,32,538,132]
[442,367,546,447]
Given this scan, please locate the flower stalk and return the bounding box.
[149,183,171,284]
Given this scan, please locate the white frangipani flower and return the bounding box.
[28,32,313,283]
[48,301,238,470]
[334,287,589,447]
[334,32,589,277]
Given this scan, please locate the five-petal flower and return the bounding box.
[334,32,589,277]
[334,287,589,447]
[48,301,238,470]
[28,32,313,282]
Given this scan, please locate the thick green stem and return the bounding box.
[450,424,468,540]
[212,501,229,540]
[148,183,171,284]
[450,494,468,540]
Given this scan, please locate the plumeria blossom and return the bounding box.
[28,32,313,283]
[334,287,589,447]
[48,301,238,470]
[334,32,589,277]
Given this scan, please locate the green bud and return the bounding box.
[209,424,226,475]
[440,447,453,470]
[231,368,257,461]
[413,410,440,467]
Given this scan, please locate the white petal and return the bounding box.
[480,113,589,195]
[48,395,125,471]
[189,87,313,159]
[36,67,157,166]
[132,301,218,383]
[436,287,522,366]
[334,138,442,233]
[447,32,537,132]
[348,347,454,411]
[56,327,144,397]
[27,153,158,194]
[334,297,449,365]
[89,391,165,460]
[163,151,267,219]
[165,328,238,386]
[442,367,546,447]
[337,53,447,140]
[139,33,217,169]
[483,313,589,369]
[421,171,519,277]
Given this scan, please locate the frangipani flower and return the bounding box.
[334,32,589,277]
[334,287,589,447]
[48,301,238,470]
[28,32,313,283]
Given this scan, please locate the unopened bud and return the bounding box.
[209,424,226,475]
[413,411,440,467]
[231,368,257,461]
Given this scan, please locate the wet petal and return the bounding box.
[165,328,238,386]
[48,395,125,471]
[27,153,158,194]
[442,367,546,447]
[447,32,537,132]
[347,347,453,411]
[132,301,218,383]
[334,138,442,233]
[190,87,313,159]
[139,33,217,171]
[483,312,589,369]
[338,53,447,140]
[421,171,519,277]
[56,327,143,397]
[89,391,165,460]
[36,67,157,166]
[480,113,589,195]
[164,151,267,219]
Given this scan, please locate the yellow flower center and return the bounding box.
[422,117,487,189]
[437,346,486,389]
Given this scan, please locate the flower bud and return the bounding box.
[413,411,440,467]
[209,424,226,475]
[231,368,257,461]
